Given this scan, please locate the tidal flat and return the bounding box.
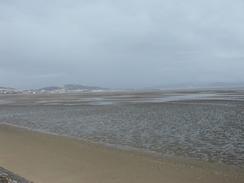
[0,89,244,167]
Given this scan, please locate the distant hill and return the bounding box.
[63,84,104,90]
[36,84,107,93]
[0,87,20,94]
[38,86,63,91]
[0,84,108,94]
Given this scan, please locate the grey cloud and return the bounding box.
[0,0,244,89]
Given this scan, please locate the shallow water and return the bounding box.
[0,91,244,167]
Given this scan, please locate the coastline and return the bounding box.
[0,124,243,183]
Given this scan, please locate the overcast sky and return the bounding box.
[0,0,244,89]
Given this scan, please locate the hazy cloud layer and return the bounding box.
[0,0,244,89]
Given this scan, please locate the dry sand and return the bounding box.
[0,124,243,183]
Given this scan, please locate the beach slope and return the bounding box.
[0,124,243,183]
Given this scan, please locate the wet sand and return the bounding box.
[0,124,243,183]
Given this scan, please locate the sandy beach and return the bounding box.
[0,124,243,183]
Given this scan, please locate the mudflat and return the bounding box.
[1,91,244,167]
[0,124,243,183]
